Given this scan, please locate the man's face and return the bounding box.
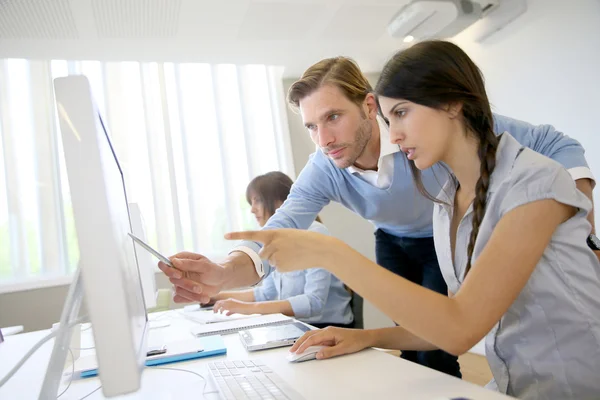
[299,85,373,169]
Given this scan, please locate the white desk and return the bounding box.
[0,311,512,399]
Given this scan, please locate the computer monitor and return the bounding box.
[53,75,148,397]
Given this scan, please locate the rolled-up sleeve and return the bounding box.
[499,163,592,218]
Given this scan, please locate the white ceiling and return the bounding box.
[0,0,499,77]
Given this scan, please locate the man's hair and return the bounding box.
[287,57,373,111]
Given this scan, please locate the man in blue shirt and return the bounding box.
[160,57,596,377]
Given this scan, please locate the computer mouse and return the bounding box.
[286,345,327,363]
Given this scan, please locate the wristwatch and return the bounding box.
[587,234,600,251]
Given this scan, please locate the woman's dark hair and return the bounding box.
[375,40,499,274]
[246,171,322,223]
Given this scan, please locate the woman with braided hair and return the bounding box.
[226,41,600,399]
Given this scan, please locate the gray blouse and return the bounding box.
[433,133,600,399]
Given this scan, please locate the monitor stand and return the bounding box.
[39,267,85,398]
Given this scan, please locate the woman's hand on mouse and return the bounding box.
[291,327,373,360]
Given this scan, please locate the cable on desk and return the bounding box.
[148,311,173,321]
[74,324,96,350]
[78,385,102,400]
[149,366,218,396]
[56,348,75,398]
[58,365,218,400]
[56,347,99,400]
[0,315,88,388]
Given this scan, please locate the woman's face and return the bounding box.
[250,196,269,227]
[378,96,457,170]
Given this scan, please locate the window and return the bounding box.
[0,59,293,289]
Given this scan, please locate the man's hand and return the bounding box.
[290,327,373,360]
[158,252,228,304]
[213,298,257,316]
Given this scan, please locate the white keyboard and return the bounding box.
[207,359,304,400]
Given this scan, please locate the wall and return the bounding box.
[0,273,173,332]
[0,284,70,332]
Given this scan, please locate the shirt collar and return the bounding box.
[436,132,523,210]
[436,172,458,211]
[347,116,400,174]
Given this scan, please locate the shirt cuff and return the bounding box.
[229,241,272,284]
[286,295,312,319]
[568,166,596,188]
[229,245,263,277]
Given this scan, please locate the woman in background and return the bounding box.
[212,171,354,329]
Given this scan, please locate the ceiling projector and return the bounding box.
[387,0,483,41]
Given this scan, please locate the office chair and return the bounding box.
[345,286,364,329]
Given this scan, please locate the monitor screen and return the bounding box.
[96,112,147,343]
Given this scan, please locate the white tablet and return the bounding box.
[239,322,311,351]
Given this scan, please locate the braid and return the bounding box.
[465,130,499,274]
